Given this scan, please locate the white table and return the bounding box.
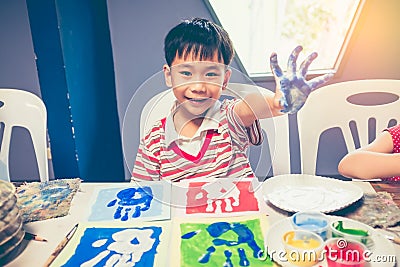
[4,182,399,266]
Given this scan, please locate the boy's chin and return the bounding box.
[185,108,210,117]
[177,103,214,117]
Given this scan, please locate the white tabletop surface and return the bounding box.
[4,181,399,267]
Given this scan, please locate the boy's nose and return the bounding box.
[190,82,206,93]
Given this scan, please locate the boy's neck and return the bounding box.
[173,110,205,138]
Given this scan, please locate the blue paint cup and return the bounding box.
[290,211,329,240]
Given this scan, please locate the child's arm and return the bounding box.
[338,131,400,179]
[234,45,333,127]
[132,137,161,181]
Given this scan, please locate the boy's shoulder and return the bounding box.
[220,98,238,109]
[142,117,167,141]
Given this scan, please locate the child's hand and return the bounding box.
[270,45,333,114]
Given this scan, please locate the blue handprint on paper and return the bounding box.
[182,221,264,266]
[107,186,153,221]
[62,227,162,267]
[270,45,333,114]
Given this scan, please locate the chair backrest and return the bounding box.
[0,89,49,182]
[140,83,290,177]
[297,79,400,175]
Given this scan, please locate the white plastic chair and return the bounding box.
[140,83,290,177]
[297,79,400,175]
[0,89,49,182]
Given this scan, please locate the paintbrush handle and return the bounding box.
[385,235,400,245]
[391,237,400,245]
[43,224,78,267]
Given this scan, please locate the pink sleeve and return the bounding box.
[385,124,400,153]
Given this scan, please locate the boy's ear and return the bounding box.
[222,68,232,90]
[163,64,172,87]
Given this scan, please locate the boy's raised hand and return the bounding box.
[270,45,333,114]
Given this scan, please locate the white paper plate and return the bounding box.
[263,174,363,213]
[265,216,396,267]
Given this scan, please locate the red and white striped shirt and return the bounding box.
[132,99,262,182]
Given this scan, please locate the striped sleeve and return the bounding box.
[131,123,163,181]
[224,99,264,148]
[246,119,263,146]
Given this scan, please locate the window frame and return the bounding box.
[203,0,366,82]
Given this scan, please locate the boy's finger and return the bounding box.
[287,45,303,76]
[270,52,283,79]
[299,52,318,78]
[308,73,334,91]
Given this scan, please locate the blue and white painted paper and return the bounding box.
[87,182,171,222]
[50,221,171,267]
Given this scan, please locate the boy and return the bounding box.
[132,18,332,182]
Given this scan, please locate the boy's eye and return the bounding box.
[206,72,219,77]
[180,71,191,76]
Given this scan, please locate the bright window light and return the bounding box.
[206,0,365,79]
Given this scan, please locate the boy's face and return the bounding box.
[163,52,231,116]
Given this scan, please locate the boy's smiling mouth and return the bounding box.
[185,97,210,103]
[185,97,212,105]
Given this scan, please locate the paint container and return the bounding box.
[0,180,25,262]
[282,230,324,267]
[330,220,373,249]
[324,238,367,267]
[291,211,329,240]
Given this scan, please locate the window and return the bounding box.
[206,0,365,79]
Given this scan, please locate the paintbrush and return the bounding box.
[384,234,400,245]
[341,177,398,183]
[24,232,47,242]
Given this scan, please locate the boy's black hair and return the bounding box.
[164,18,234,66]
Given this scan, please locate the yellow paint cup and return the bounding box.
[282,230,324,266]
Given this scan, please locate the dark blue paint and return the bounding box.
[133,206,142,218]
[238,248,250,266]
[224,250,233,267]
[212,239,239,246]
[231,223,263,258]
[121,207,131,221]
[114,206,122,219]
[184,221,264,265]
[206,222,231,237]
[107,199,117,207]
[198,246,216,263]
[206,222,263,259]
[107,187,153,221]
[181,230,200,239]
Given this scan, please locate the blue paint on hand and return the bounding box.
[270,45,334,114]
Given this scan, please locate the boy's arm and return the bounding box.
[234,45,333,127]
[338,131,400,179]
[131,138,161,181]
